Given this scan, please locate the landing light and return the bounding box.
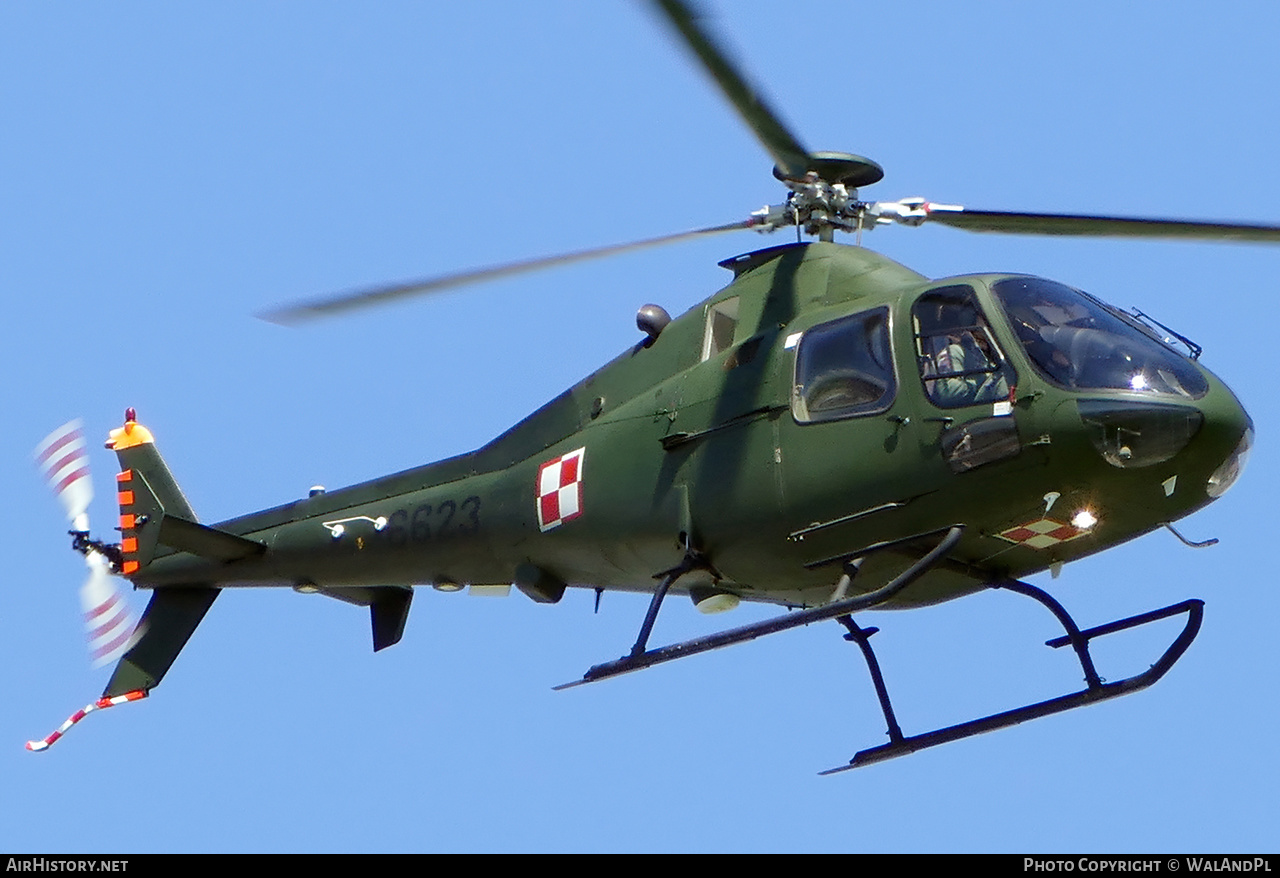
[1207,427,1253,498]
[690,586,740,614]
[1071,509,1098,531]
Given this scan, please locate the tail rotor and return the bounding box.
[34,418,93,533]
[34,419,139,670]
[81,552,138,668]
[28,416,156,752]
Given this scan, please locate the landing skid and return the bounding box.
[554,526,965,691]
[556,525,1204,774]
[821,587,1203,774]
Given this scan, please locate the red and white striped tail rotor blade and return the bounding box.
[35,419,94,530]
[80,556,138,668]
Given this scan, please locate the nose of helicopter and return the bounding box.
[985,275,1253,504]
[1062,372,1251,518]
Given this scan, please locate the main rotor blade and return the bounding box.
[260,219,756,325]
[924,204,1280,243]
[650,0,811,180]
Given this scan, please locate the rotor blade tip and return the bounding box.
[256,307,311,328]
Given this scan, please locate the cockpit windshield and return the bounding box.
[991,277,1208,399]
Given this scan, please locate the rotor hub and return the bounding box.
[752,152,887,240]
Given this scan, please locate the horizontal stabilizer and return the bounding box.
[157,516,265,562]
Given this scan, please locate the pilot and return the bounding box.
[1005,296,1078,387]
[929,330,1008,406]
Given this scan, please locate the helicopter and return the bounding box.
[24,1,1266,775]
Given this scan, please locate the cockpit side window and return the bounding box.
[792,307,895,423]
[912,286,1016,408]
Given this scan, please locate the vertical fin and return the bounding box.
[370,587,414,652]
[106,412,195,574]
[106,414,196,518]
[102,586,220,698]
[101,412,221,698]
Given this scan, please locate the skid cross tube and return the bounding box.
[821,582,1204,775]
[555,526,963,690]
[628,550,709,659]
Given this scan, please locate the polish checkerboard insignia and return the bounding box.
[537,447,585,532]
[996,518,1086,550]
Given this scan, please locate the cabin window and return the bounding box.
[913,286,1016,408]
[702,296,740,360]
[792,307,895,423]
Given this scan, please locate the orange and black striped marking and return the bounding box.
[116,470,140,575]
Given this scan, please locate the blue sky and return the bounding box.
[3,1,1277,853]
